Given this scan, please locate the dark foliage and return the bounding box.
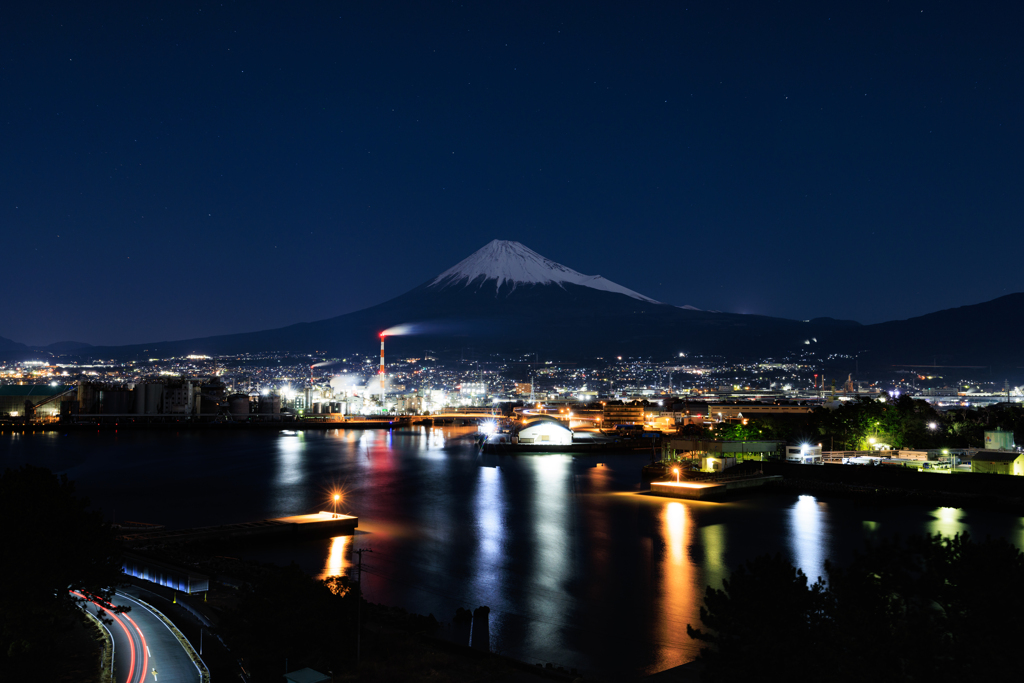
[219,564,358,679]
[686,554,831,680]
[736,398,1024,452]
[0,466,123,670]
[688,533,1024,682]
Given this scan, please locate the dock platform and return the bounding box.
[649,476,782,501]
[118,511,358,545]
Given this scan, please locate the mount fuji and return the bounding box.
[428,240,661,304]
[28,239,1024,369]
[54,240,833,361]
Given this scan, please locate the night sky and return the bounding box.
[3,2,1021,347]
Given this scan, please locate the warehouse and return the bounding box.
[515,415,573,445]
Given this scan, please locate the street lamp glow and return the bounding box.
[328,489,344,516]
[672,467,680,482]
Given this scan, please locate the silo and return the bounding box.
[228,394,250,420]
[78,382,99,414]
[101,389,133,414]
[135,384,146,414]
[145,383,163,415]
[259,394,281,415]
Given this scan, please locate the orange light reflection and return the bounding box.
[320,534,352,580]
[655,501,698,672]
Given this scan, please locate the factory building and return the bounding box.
[162,381,194,415]
[786,444,823,464]
[0,385,75,418]
[602,401,645,428]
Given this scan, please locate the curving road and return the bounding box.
[76,588,203,683]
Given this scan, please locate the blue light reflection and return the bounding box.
[788,495,829,583]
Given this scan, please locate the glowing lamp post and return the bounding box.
[332,493,341,517]
[673,467,680,483]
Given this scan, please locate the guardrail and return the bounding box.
[80,604,115,683]
[118,592,210,683]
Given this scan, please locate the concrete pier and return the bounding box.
[650,481,727,500]
[119,511,358,545]
[649,476,782,501]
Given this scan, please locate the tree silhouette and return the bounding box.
[688,533,1024,682]
[0,466,124,671]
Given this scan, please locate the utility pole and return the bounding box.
[355,548,373,666]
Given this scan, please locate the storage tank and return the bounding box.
[259,394,281,415]
[78,382,99,414]
[145,383,163,415]
[228,394,250,420]
[135,384,146,414]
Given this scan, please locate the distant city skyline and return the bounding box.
[3,2,1021,346]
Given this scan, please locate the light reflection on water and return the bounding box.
[7,428,1024,679]
[470,465,506,651]
[655,501,696,673]
[788,495,829,583]
[319,534,352,580]
[527,456,572,657]
[276,433,305,486]
[928,506,966,537]
[699,523,727,591]
[473,466,504,582]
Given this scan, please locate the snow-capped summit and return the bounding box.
[428,239,659,303]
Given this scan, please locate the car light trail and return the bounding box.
[72,591,148,683]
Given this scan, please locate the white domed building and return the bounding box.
[514,414,573,445]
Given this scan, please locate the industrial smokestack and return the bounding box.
[379,333,386,412]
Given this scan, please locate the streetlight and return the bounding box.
[332,493,341,517]
[673,467,680,483]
